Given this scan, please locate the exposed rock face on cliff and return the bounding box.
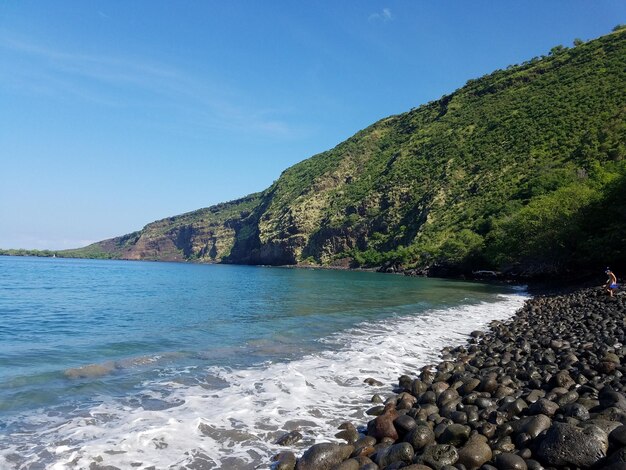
[64,30,626,275]
[67,194,261,262]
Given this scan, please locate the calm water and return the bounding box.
[0,256,528,469]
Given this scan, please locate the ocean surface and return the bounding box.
[0,256,529,469]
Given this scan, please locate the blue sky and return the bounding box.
[1,1,625,250]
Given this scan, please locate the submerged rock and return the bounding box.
[335,422,359,444]
[276,430,303,446]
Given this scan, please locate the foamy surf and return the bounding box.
[0,291,529,470]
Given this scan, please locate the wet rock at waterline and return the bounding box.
[276,430,303,446]
[294,443,354,470]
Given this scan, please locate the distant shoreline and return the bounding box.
[1,251,604,294]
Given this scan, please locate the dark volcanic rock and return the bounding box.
[367,404,399,441]
[366,405,385,416]
[610,424,626,447]
[600,388,626,410]
[605,447,626,469]
[456,434,492,470]
[393,414,417,437]
[404,424,435,451]
[509,414,552,438]
[415,443,458,470]
[276,430,303,446]
[494,452,528,470]
[295,443,354,470]
[330,458,359,470]
[351,436,376,457]
[438,423,470,446]
[528,399,559,417]
[273,451,297,470]
[536,422,609,467]
[335,422,359,444]
[89,464,120,470]
[561,402,590,420]
[375,442,414,468]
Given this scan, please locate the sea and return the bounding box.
[0,256,529,469]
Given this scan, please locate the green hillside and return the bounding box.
[55,29,626,277]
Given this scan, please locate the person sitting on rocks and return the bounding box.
[605,268,618,296]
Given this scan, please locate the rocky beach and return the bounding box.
[277,285,626,470]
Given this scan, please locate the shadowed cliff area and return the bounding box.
[50,29,626,278]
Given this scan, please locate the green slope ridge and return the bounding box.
[54,29,626,277]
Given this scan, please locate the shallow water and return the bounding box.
[0,256,528,469]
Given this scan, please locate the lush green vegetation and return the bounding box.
[0,249,58,257]
[16,28,625,278]
[248,27,626,276]
[0,246,120,259]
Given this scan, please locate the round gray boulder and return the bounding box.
[536,423,608,468]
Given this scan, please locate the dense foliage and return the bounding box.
[230,28,626,276]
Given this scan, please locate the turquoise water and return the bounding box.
[0,256,527,469]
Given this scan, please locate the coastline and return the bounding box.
[0,259,527,470]
[283,285,626,470]
[1,252,610,294]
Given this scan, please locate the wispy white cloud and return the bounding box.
[369,8,393,22]
[0,32,301,139]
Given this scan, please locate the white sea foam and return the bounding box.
[0,291,529,470]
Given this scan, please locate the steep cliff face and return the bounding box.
[65,30,626,275]
[66,194,261,262]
